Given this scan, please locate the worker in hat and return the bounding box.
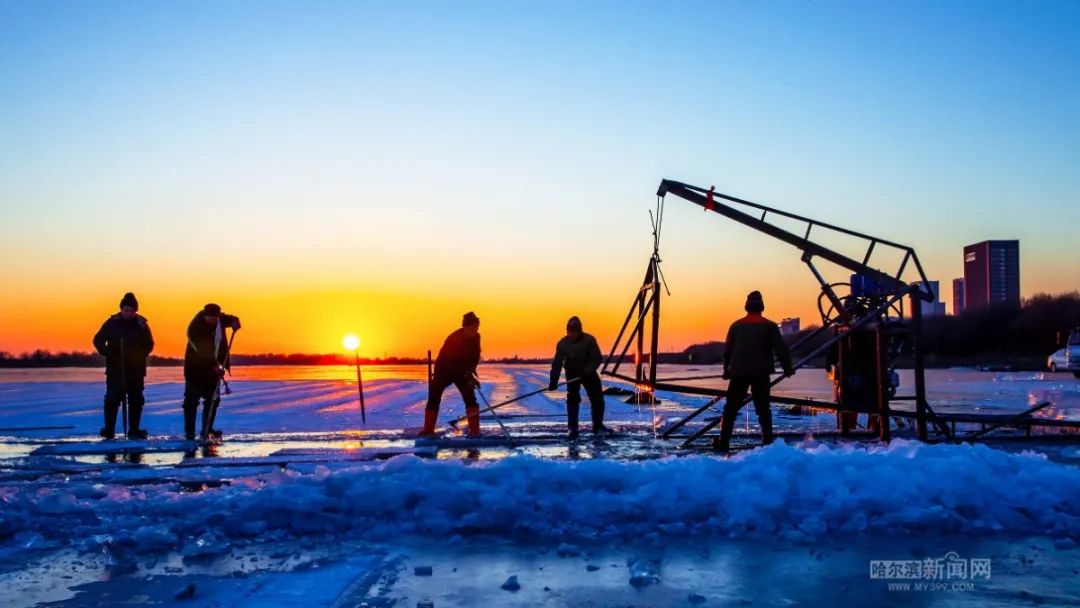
[92,292,155,439]
[549,316,607,439]
[420,312,483,437]
[717,291,794,452]
[182,303,241,440]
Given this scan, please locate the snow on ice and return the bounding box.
[2,440,1079,561]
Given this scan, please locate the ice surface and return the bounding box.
[555,542,581,557]
[2,365,1076,442]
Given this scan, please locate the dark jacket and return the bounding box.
[184,313,238,381]
[93,314,155,377]
[434,328,481,378]
[723,314,794,378]
[550,332,602,384]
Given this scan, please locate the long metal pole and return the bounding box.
[119,338,128,437]
[355,350,366,424]
[649,257,661,389]
[876,326,890,442]
[911,293,928,440]
[203,328,237,441]
[449,377,580,427]
[473,377,513,446]
[964,401,1051,441]
[635,264,651,384]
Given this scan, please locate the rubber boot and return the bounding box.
[758,406,774,446]
[590,401,607,435]
[102,399,119,439]
[566,400,580,439]
[465,407,481,437]
[718,402,739,453]
[183,406,197,441]
[127,399,146,440]
[419,409,439,437]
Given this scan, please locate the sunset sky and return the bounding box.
[2,1,1078,359]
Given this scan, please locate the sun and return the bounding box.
[343,334,360,351]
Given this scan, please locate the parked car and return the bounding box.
[1047,327,1080,378]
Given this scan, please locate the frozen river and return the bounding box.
[1,365,1079,607]
[1,364,1077,443]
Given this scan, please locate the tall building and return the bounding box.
[911,281,946,317]
[963,240,1020,310]
[780,317,800,336]
[952,278,965,315]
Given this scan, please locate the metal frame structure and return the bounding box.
[601,179,948,448]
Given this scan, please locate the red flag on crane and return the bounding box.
[706,186,716,212]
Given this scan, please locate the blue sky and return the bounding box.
[1,1,1078,355]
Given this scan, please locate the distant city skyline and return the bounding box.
[912,280,947,318]
[963,240,1022,311]
[780,318,801,336]
[2,1,1077,358]
[953,278,966,316]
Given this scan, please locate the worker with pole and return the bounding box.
[550,316,608,439]
[717,291,794,452]
[182,303,241,441]
[419,312,482,437]
[344,334,366,424]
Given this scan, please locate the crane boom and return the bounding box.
[656,179,933,301]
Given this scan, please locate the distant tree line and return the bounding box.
[0,351,185,368]
[921,292,1080,357]
[0,351,552,368]
[668,291,1080,369]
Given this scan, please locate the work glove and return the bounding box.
[548,380,559,392]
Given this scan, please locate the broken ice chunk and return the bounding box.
[628,558,660,587]
[501,575,521,591]
[175,583,196,600]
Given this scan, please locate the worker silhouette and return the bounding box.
[421,312,482,437]
[549,316,607,439]
[718,291,794,452]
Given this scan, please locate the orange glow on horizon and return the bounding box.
[0,285,809,360]
[5,215,1059,359]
